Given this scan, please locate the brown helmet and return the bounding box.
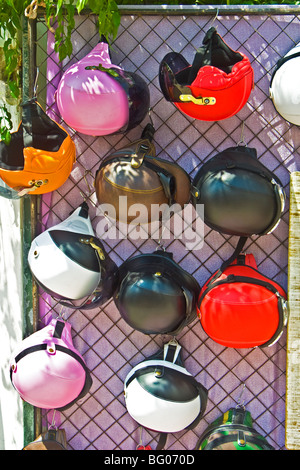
[23,429,67,450]
[95,124,191,224]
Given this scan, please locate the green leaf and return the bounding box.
[1,128,12,145]
[76,0,88,14]
[8,80,20,99]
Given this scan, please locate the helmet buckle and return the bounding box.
[179,94,216,106]
[79,236,105,261]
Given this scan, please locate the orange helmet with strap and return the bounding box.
[0,99,76,196]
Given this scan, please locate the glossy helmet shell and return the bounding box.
[269,42,300,125]
[197,254,287,349]
[10,319,92,410]
[28,203,101,301]
[159,27,254,121]
[124,341,207,433]
[114,250,200,335]
[56,42,150,135]
[192,146,285,237]
[196,407,274,450]
[28,202,118,309]
[94,124,192,224]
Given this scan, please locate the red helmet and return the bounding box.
[159,27,254,121]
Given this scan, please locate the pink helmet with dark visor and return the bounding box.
[56,42,150,136]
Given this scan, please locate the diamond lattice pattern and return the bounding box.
[33,12,299,450]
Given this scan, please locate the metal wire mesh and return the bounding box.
[32,9,299,450]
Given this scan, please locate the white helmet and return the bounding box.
[124,340,208,449]
[28,202,118,309]
[269,42,300,125]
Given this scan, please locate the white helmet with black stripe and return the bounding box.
[124,340,208,449]
[28,202,118,309]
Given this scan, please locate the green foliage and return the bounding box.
[0,104,13,145]
[44,0,120,62]
[0,1,27,101]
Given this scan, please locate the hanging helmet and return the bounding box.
[56,42,150,136]
[159,27,254,122]
[197,253,288,349]
[196,406,274,450]
[10,318,92,410]
[114,250,200,335]
[23,429,68,450]
[95,124,191,224]
[192,145,285,237]
[269,42,300,125]
[28,202,118,309]
[0,99,76,196]
[124,340,208,449]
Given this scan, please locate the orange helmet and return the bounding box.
[0,99,76,196]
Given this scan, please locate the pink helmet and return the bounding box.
[10,318,92,410]
[56,42,150,136]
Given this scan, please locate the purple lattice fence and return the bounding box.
[32,9,299,450]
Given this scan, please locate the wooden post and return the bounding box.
[286,171,300,450]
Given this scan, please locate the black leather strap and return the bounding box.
[187,27,216,83]
[156,433,167,450]
[21,98,35,149]
[207,236,248,286]
[143,159,176,206]
[187,27,243,84]
[10,339,92,411]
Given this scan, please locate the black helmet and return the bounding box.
[114,250,200,335]
[192,145,285,237]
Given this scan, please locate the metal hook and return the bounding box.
[84,170,94,196]
[79,170,97,207]
[155,216,171,252]
[48,410,58,430]
[168,336,178,347]
[148,107,154,127]
[138,426,143,447]
[211,8,219,26]
[136,426,150,450]
[33,67,39,97]
[155,238,166,252]
[236,382,246,410]
[57,305,66,320]
[237,121,247,147]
